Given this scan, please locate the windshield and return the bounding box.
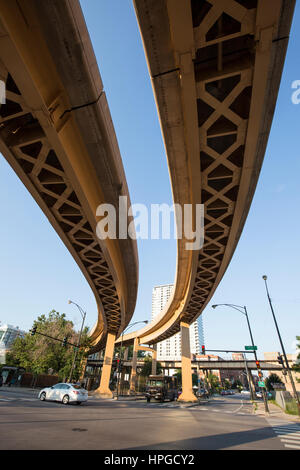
[147,380,163,387]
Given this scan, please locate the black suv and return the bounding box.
[145,375,178,402]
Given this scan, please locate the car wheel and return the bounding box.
[76,402,82,405]
[62,395,69,405]
[40,392,46,401]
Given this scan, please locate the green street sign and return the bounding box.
[245,345,257,350]
[258,381,265,388]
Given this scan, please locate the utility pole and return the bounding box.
[263,276,300,416]
[212,304,269,412]
[68,300,86,384]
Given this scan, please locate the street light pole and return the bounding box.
[116,320,148,399]
[262,275,300,416]
[68,300,86,384]
[212,303,269,412]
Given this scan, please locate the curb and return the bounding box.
[114,396,146,401]
[253,400,300,423]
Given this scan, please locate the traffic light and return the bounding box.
[255,360,263,379]
[62,337,67,348]
[277,354,284,366]
[30,326,37,336]
[201,345,205,355]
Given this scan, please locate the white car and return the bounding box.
[38,383,88,405]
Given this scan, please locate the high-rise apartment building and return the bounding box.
[0,324,26,364]
[151,284,205,361]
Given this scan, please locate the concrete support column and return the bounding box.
[120,347,129,393]
[79,357,88,381]
[129,337,139,394]
[178,321,197,402]
[94,331,116,398]
[197,362,201,392]
[123,347,129,361]
[151,344,157,375]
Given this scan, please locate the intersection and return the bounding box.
[0,387,299,450]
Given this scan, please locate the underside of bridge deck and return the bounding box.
[0,0,138,355]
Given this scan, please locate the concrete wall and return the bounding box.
[275,390,300,410]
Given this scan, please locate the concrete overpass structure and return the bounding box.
[0,0,138,397]
[0,0,295,401]
[87,358,288,372]
[115,0,295,401]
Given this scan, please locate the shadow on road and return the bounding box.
[126,426,280,450]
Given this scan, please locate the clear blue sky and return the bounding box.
[0,1,299,359]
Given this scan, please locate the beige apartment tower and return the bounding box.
[151,284,205,360]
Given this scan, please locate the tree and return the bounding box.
[207,373,220,392]
[265,373,284,391]
[173,370,182,386]
[232,379,242,390]
[6,310,91,381]
[172,370,198,387]
[126,344,146,359]
[139,356,162,377]
[223,379,231,390]
[293,336,300,382]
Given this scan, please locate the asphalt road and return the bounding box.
[0,388,298,451]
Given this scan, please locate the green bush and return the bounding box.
[285,400,299,415]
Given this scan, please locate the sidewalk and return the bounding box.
[0,385,41,394]
[113,395,146,401]
[254,399,300,423]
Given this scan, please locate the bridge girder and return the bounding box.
[116,0,295,348]
[0,0,138,351]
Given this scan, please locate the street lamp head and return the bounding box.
[262,275,267,281]
[123,320,149,334]
[68,300,72,304]
[212,305,218,309]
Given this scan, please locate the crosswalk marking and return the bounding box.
[281,438,300,443]
[273,427,300,432]
[145,400,252,415]
[273,425,300,430]
[267,418,300,450]
[284,444,300,449]
[0,396,37,402]
[275,432,300,437]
